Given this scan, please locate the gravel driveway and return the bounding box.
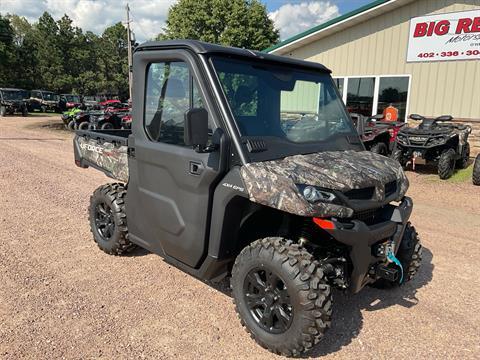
[1,117,479,359]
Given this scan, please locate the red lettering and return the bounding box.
[427,22,435,36]
[472,17,480,32]
[435,20,450,35]
[414,22,428,37]
[456,17,472,34]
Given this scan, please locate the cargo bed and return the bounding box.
[73,129,131,182]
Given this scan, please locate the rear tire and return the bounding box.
[456,143,470,169]
[0,106,6,117]
[22,106,28,117]
[438,149,455,179]
[231,237,332,357]
[78,121,89,130]
[473,154,480,186]
[41,105,47,113]
[101,122,114,130]
[88,183,136,255]
[372,223,422,289]
[370,142,388,156]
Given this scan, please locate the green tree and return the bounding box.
[0,15,16,86]
[159,0,279,50]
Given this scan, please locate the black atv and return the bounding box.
[0,88,28,117]
[473,154,480,186]
[87,111,127,130]
[393,114,471,179]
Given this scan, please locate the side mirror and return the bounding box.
[184,108,209,148]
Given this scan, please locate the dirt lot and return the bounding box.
[1,116,479,359]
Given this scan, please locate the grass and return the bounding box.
[449,164,474,183]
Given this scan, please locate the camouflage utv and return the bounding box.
[73,40,422,357]
[0,88,28,117]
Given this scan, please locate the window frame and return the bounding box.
[143,59,210,146]
[333,74,411,121]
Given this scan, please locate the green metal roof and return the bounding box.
[264,0,392,53]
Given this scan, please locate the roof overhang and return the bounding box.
[266,0,416,55]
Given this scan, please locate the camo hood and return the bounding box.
[240,150,408,218]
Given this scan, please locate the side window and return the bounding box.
[145,61,206,145]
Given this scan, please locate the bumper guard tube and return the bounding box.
[327,196,413,293]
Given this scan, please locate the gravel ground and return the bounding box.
[1,116,479,359]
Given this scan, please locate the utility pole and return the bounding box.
[126,3,133,101]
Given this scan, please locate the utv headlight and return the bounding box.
[297,184,337,203]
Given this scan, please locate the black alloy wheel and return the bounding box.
[244,267,293,334]
[94,202,115,241]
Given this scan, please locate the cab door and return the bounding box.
[126,49,223,268]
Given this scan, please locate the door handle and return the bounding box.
[189,161,204,175]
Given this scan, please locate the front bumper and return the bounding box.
[326,196,413,293]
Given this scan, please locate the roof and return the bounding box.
[265,0,414,54]
[136,39,331,72]
[0,88,24,91]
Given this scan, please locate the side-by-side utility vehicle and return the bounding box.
[0,88,28,116]
[74,40,422,356]
[393,114,471,179]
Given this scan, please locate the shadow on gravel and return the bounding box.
[126,247,151,257]
[304,246,434,358]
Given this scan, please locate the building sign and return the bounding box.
[407,9,480,62]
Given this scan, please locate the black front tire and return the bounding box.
[67,120,75,131]
[370,142,388,156]
[373,222,422,289]
[88,183,136,255]
[391,147,406,167]
[231,238,332,357]
[22,107,28,116]
[473,154,480,186]
[438,149,456,179]
[0,106,6,117]
[456,143,470,169]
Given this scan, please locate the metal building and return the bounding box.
[266,0,480,123]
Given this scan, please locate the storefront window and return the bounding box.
[346,77,375,116]
[376,76,409,121]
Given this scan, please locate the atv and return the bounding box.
[73,40,422,357]
[61,107,82,128]
[473,154,480,186]
[350,113,404,155]
[393,114,471,179]
[0,88,28,116]
[67,111,96,130]
[87,111,127,130]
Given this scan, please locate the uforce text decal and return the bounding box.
[80,142,104,154]
[222,182,245,192]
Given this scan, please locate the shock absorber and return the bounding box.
[298,218,314,246]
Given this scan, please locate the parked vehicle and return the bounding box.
[87,111,128,130]
[120,113,132,129]
[67,111,95,130]
[473,154,480,186]
[73,40,422,356]
[61,107,82,127]
[350,113,405,155]
[61,94,82,109]
[393,114,471,179]
[0,88,28,116]
[27,90,61,113]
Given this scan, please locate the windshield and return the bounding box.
[211,57,355,146]
[1,90,23,101]
[65,95,80,102]
[44,92,59,101]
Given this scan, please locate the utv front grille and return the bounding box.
[385,181,397,198]
[343,186,375,200]
[351,207,384,225]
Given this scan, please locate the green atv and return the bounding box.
[62,108,82,130]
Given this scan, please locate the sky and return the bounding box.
[0,0,373,42]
